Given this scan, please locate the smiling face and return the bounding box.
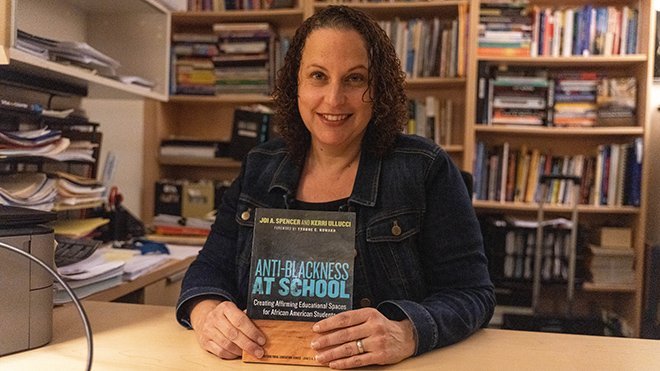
[297,28,373,153]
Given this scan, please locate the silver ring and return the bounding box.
[356,339,365,354]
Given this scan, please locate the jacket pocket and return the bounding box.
[364,209,424,299]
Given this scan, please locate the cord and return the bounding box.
[0,240,93,371]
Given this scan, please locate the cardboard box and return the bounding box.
[182,180,214,218]
[593,227,632,249]
[155,179,215,218]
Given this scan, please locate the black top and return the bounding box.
[295,198,349,212]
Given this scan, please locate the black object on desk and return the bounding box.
[54,237,102,267]
[96,187,145,244]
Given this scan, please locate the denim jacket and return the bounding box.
[176,134,495,356]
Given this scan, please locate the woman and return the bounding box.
[176,5,494,369]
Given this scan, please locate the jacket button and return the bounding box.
[241,210,250,221]
[391,221,402,236]
[359,298,372,307]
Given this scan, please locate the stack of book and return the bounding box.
[480,67,551,126]
[553,71,599,127]
[478,1,532,57]
[171,32,219,95]
[213,22,276,95]
[587,227,634,286]
[493,74,550,126]
[147,213,212,245]
[596,77,636,126]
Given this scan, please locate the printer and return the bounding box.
[0,205,56,356]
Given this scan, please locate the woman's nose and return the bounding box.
[325,81,347,106]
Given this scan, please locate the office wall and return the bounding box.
[81,99,145,215]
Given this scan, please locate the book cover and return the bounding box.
[243,208,356,366]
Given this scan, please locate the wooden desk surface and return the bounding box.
[0,301,658,370]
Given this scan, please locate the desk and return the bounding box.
[84,256,194,304]
[0,302,658,370]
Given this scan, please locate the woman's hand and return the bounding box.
[310,308,416,369]
[189,299,266,360]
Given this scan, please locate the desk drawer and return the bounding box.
[143,269,186,306]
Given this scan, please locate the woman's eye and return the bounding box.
[310,71,325,80]
[347,74,366,84]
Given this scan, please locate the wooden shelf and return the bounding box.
[52,201,104,212]
[171,8,304,29]
[10,49,166,100]
[443,144,464,153]
[168,94,272,104]
[477,55,648,67]
[582,282,637,293]
[473,200,641,214]
[406,77,466,88]
[159,155,242,168]
[313,0,466,18]
[475,125,644,136]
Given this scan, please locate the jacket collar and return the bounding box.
[269,146,381,208]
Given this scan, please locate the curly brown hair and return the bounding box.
[272,5,408,164]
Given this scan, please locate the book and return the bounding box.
[243,208,356,366]
[228,106,273,160]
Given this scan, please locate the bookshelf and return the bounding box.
[141,2,306,220]
[141,0,653,336]
[0,0,170,100]
[466,0,653,336]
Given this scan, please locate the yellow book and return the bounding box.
[525,149,541,203]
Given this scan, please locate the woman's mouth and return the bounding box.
[320,113,350,122]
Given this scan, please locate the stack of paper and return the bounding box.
[55,249,125,304]
[0,172,57,211]
[54,171,106,207]
[16,29,121,78]
[52,217,110,239]
[0,127,71,158]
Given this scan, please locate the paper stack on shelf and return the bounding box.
[52,217,110,239]
[0,172,57,211]
[0,127,72,159]
[54,171,106,207]
[587,227,635,285]
[16,29,120,78]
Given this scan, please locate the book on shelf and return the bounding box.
[186,0,294,11]
[473,139,642,207]
[212,22,277,95]
[596,77,636,126]
[478,2,533,57]
[243,208,356,366]
[405,96,453,146]
[228,105,274,160]
[159,139,225,159]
